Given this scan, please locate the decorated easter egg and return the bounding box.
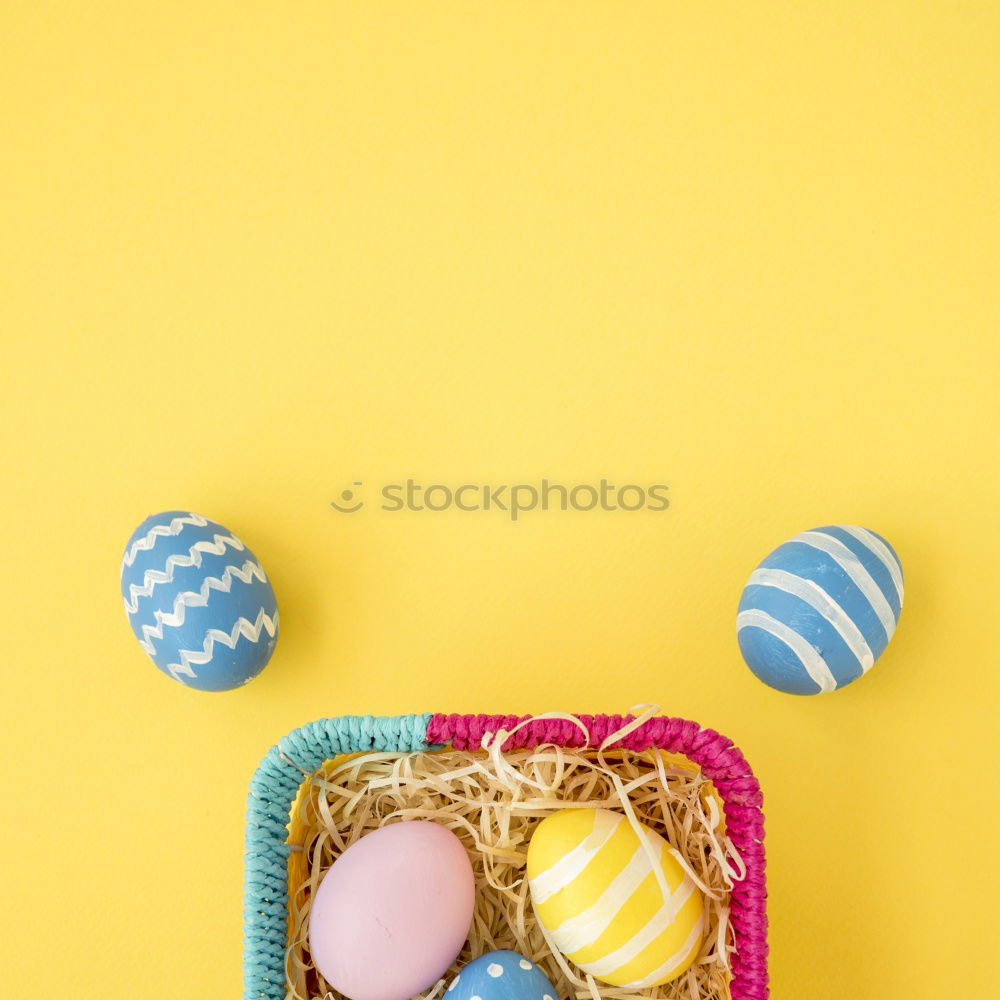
[120,511,278,691]
[527,809,704,989]
[737,525,904,695]
[447,951,555,1000]
[309,821,475,1000]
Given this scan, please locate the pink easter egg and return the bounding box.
[308,821,475,1000]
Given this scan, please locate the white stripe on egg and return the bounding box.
[747,567,875,671]
[166,607,279,681]
[528,810,619,904]
[838,525,904,604]
[620,914,705,989]
[737,608,838,692]
[579,877,697,979]
[551,839,665,953]
[121,513,207,568]
[794,531,897,636]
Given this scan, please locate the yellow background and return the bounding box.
[1,3,997,997]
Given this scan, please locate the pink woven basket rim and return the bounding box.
[426,713,769,1000]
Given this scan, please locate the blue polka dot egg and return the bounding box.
[737,525,903,695]
[120,511,279,691]
[447,950,556,1000]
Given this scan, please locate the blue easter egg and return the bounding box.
[737,525,903,695]
[447,950,556,1000]
[120,511,279,691]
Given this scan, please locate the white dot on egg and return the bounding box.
[447,977,460,992]
[487,963,504,977]
[519,959,532,970]
[542,995,554,1000]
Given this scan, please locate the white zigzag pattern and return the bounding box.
[166,607,279,680]
[133,559,269,654]
[123,532,246,613]
[122,513,208,568]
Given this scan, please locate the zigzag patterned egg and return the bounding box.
[527,809,704,988]
[120,511,279,691]
[737,525,904,695]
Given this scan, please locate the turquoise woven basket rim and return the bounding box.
[243,713,768,1000]
[244,714,434,1000]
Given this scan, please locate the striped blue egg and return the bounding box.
[737,525,903,695]
[447,951,556,1000]
[120,511,279,691]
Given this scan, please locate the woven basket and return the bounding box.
[243,713,769,1000]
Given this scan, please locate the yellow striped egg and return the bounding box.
[526,809,704,988]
